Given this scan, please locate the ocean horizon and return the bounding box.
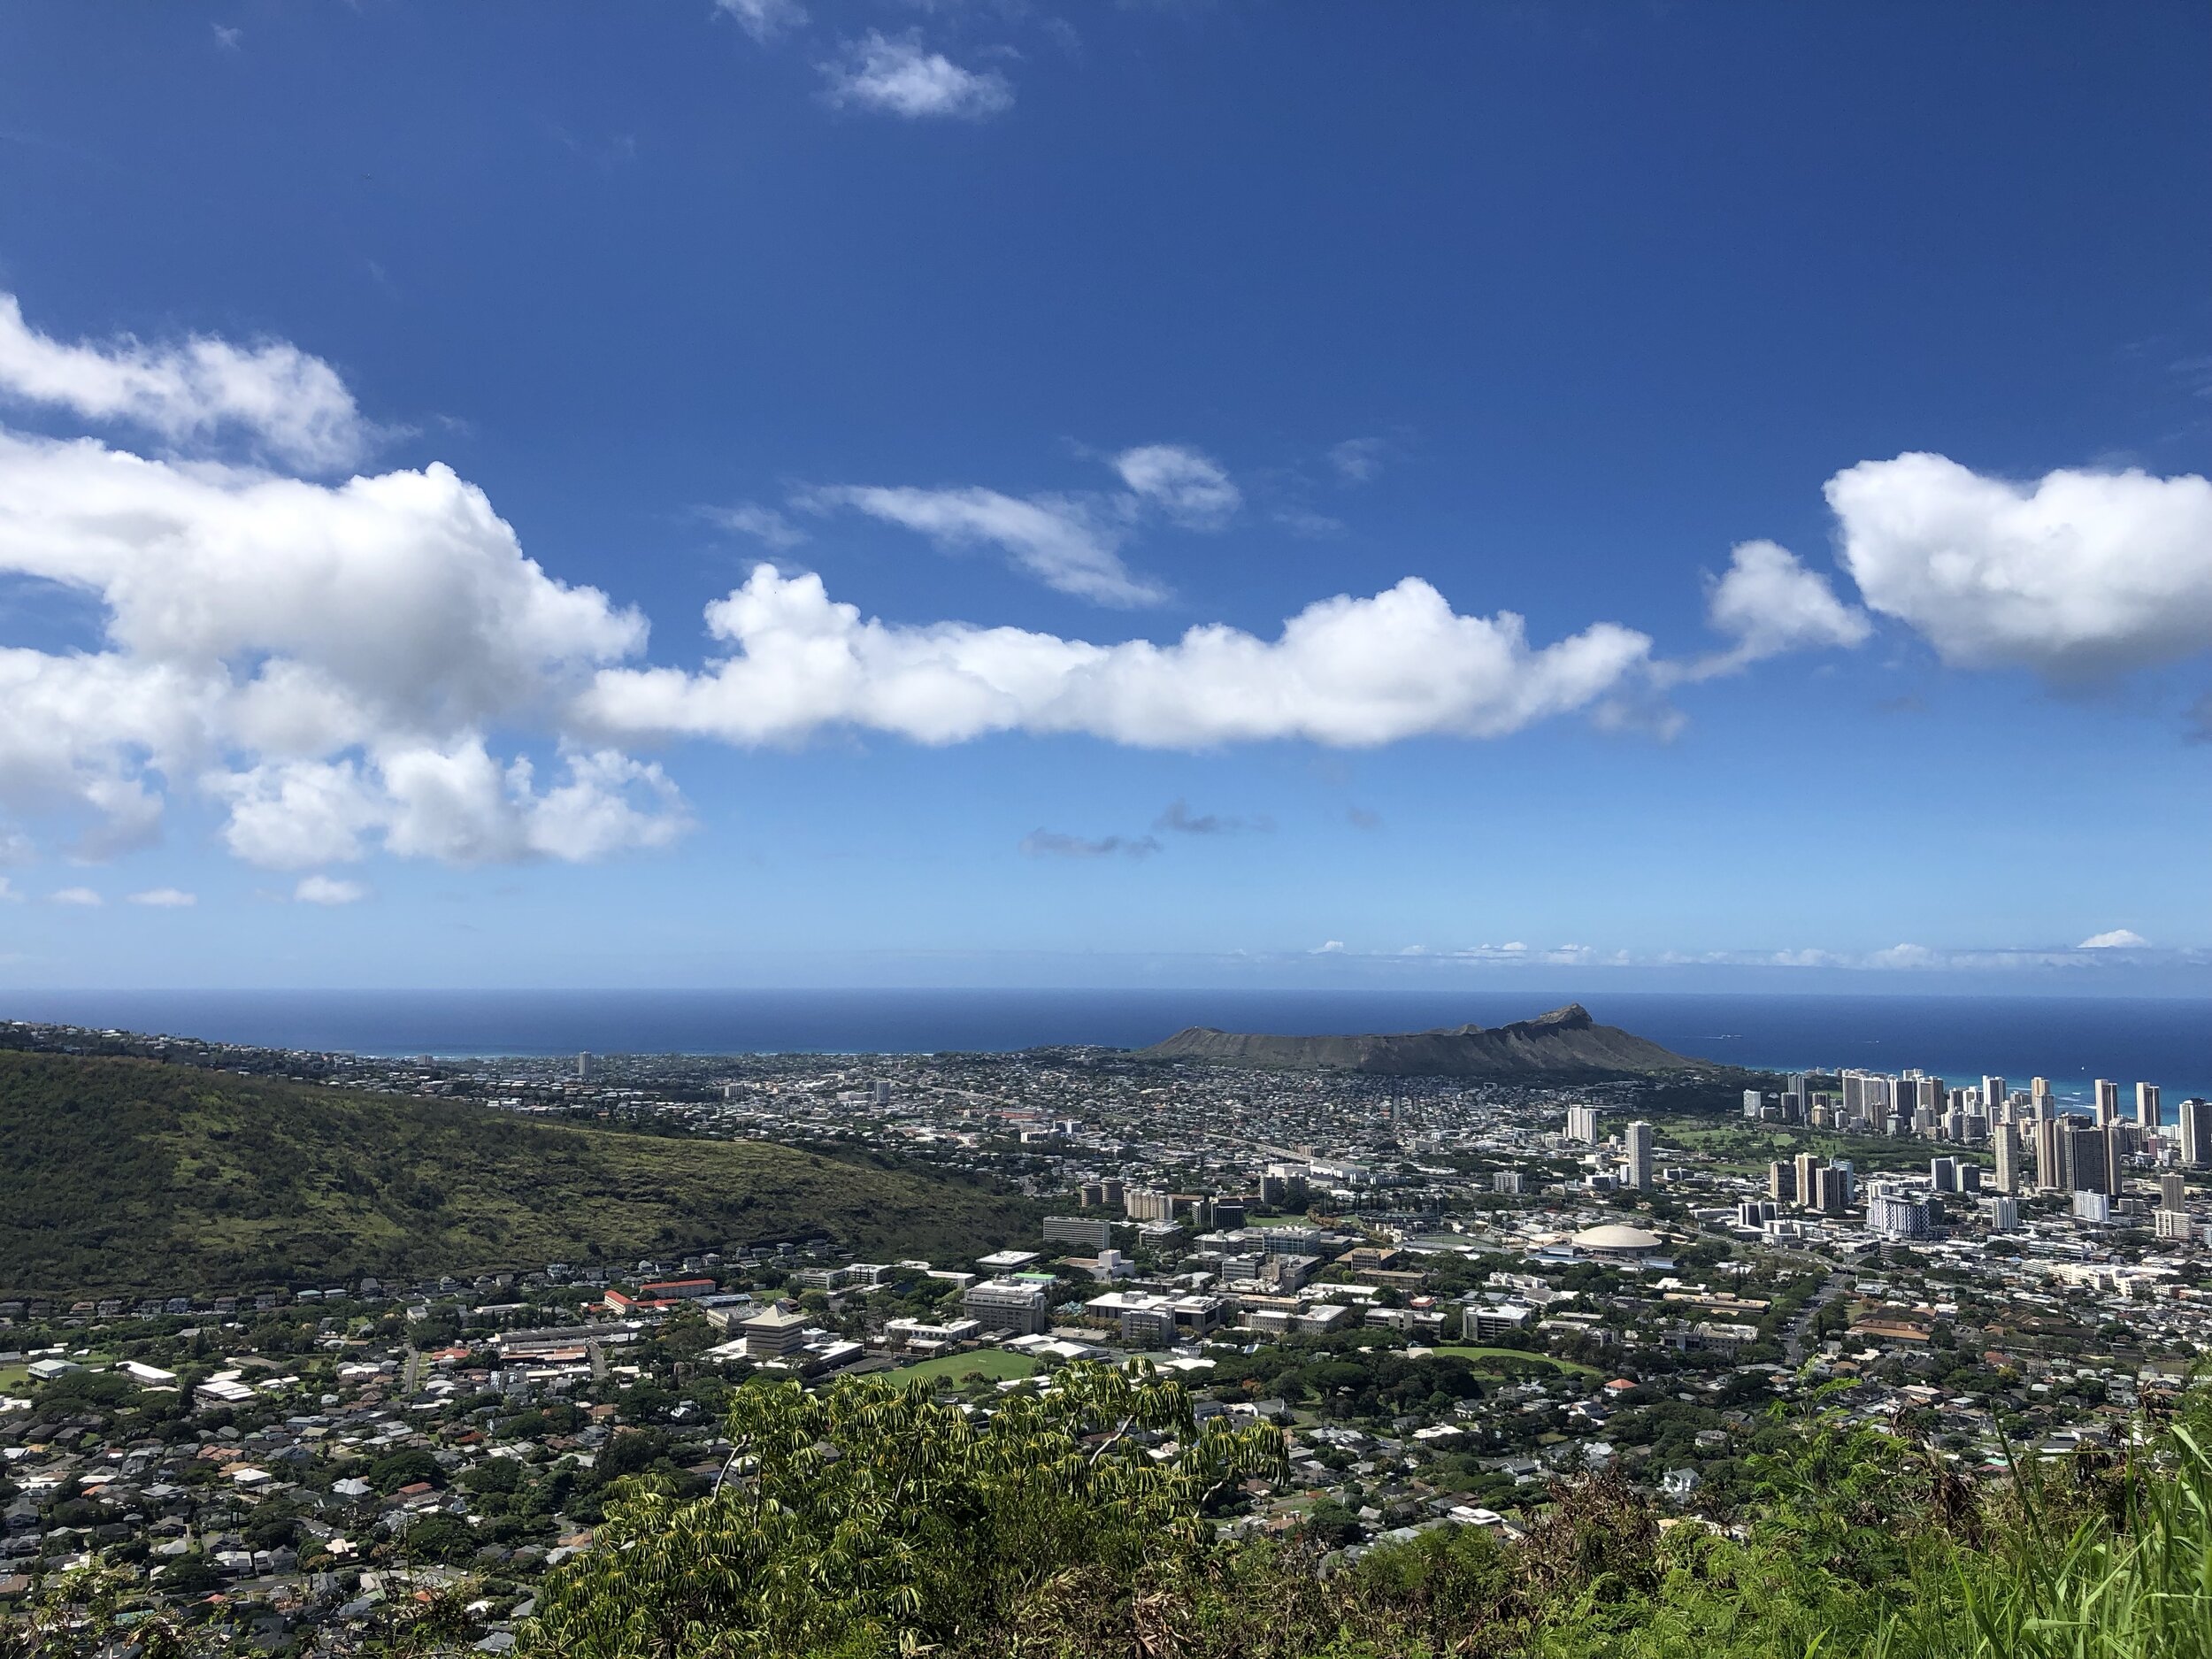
[4,987,2207,1106]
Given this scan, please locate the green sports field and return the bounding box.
[888,1349,1041,1384]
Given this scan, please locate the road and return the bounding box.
[1784,1270,1852,1364]
[400,1347,424,1394]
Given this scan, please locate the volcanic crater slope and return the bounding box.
[1140,1002,1703,1078]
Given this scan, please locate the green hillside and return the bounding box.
[0,1050,1035,1298]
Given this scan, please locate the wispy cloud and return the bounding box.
[703,502,809,550]
[2186,692,2212,743]
[1019,828,1160,860]
[1154,799,1271,835]
[799,445,1240,607]
[50,887,101,906]
[1274,506,1345,538]
[804,483,1161,605]
[1112,444,1240,529]
[1328,437,1386,483]
[127,887,196,908]
[716,0,806,42]
[1262,937,2208,975]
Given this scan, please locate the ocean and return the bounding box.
[3,987,2207,1106]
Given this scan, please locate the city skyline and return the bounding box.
[2,4,2210,989]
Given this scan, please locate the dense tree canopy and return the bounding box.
[513,1373,2212,1659]
[525,1364,1284,1658]
[15,1370,2212,1659]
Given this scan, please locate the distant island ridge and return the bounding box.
[1141,1002,1712,1077]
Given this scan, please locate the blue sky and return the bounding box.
[1,1,2209,991]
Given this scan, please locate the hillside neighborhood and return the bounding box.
[3,1024,2208,1652]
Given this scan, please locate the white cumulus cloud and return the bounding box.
[577,564,1654,750]
[0,434,645,741]
[3,288,2007,885]
[0,411,684,868]
[2078,928,2149,949]
[381,741,689,864]
[1703,539,1870,661]
[211,758,385,869]
[1661,539,1870,684]
[1828,452,2212,677]
[0,292,370,472]
[214,742,690,870]
[820,34,1012,119]
[295,874,368,905]
[1866,941,1934,967]
[50,887,102,906]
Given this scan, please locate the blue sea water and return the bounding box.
[3,987,2208,1106]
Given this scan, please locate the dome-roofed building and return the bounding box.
[1570,1222,1663,1262]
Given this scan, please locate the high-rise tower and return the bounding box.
[1625,1120,1655,1190]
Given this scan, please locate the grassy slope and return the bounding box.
[0,1051,1037,1297]
[1425,1343,1602,1377]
